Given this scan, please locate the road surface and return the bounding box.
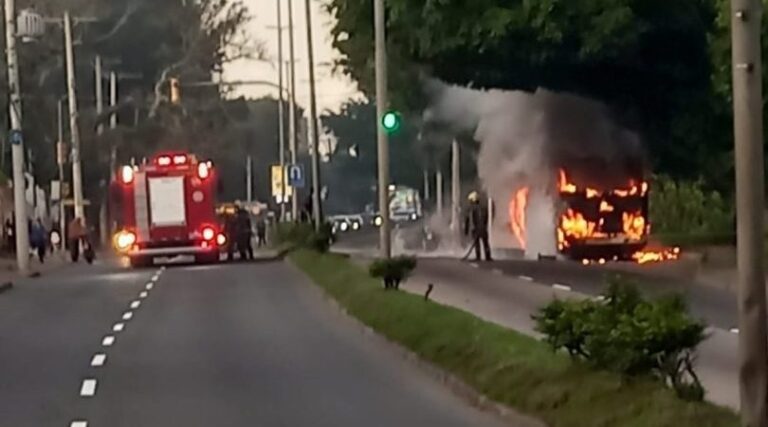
[0,258,512,427]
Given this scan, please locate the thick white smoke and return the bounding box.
[424,82,644,258]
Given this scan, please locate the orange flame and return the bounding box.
[632,247,681,264]
[622,211,646,241]
[599,201,615,213]
[509,187,529,248]
[558,170,577,194]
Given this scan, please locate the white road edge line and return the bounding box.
[139,291,148,298]
[130,300,141,309]
[146,283,154,290]
[101,336,115,346]
[90,354,107,367]
[552,283,572,292]
[519,275,534,282]
[113,323,125,332]
[80,379,97,397]
[70,421,88,427]
[122,312,133,321]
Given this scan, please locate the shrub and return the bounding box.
[650,175,733,236]
[368,256,417,290]
[533,276,707,401]
[273,222,334,253]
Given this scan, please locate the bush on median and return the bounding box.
[368,256,417,290]
[533,276,707,401]
[291,250,738,427]
[273,222,334,253]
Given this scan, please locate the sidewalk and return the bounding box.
[398,258,739,410]
[0,251,72,287]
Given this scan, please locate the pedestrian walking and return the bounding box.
[30,219,48,263]
[464,191,492,262]
[4,217,15,253]
[67,217,87,262]
[236,208,253,260]
[256,217,267,248]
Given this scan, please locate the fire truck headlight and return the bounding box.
[202,226,216,241]
[114,231,136,251]
[121,165,134,184]
[216,233,227,246]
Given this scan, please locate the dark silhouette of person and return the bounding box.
[464,191,492,262]
[30,219,47,263]
[235,208,253,260]
[256,217,267,248]
[224,209,238,261]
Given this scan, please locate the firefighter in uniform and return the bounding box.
[464,191,492,262]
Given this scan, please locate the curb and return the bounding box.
[286,257,548,427]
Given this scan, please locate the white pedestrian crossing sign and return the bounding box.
[287,164,305,188]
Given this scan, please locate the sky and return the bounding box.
[223,0,363,114]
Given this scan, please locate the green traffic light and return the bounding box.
[381,111,401,133]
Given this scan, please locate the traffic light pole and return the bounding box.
[374,0,390,258]
[276,0,286,221]
[4,0,30,273]
[304,0,322,231]
[64,11,85,221]
[730,1,768,425]
[287,0,298,222]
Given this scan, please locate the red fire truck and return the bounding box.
[110,152,226,267]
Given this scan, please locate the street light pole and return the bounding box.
[4,0,30,273]
[56,99,66,247]
[451,139,461,242]
[287,0,298,221]
[730,1,768,425]
[304,0,322,230]
[276,0,286,221]
[64,11,85,221]
[374,0,390,258]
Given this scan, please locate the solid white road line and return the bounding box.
[139,291,148,298]
[90,354,106,367]
[122,311,133,320]
[102,336,115,346]
[70,421,88,427]
[130,300,141,309]
[519,275,534,282]
[113,323,125,332]
[80,379,97,397]
[146,283,154,290]
[552,283,572,292]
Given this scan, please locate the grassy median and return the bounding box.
[290,249,739,427]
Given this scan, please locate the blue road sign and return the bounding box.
[287,164,305,188]
[9,130,23,146]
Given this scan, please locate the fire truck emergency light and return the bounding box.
[202,226,216,241]
[198,162,210,180]
[173,155,188,165]
[121,165,134,184]
[157,156,172,166]
[114,230,136,251]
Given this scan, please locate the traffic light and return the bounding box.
[381,110,401,134]
[169,78,181,105]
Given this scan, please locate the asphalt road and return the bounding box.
[0,258,510,427]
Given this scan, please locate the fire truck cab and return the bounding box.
[110,152,226,267]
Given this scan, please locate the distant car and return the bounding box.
[328,216,351,234]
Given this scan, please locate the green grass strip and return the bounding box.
[290,250,739,427]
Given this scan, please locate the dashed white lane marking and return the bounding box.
[151,275,159,281]
[102,336,115,346]
[122,311,133,321]
[730,328,740,334]
[70,421,87,427]
[80,379,97,397]
[90,354,106,367]
[113,323,125,332]
[552,283,572,292]
[146,283,154,290]
[139,291,148,298]
[519,275,534,282]
[130,300,141,309]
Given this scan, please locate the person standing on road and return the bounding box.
[464,191,492,262]
[256,217,267,248]
[30,219,48,263]
[67,217,86,263]
[4,217,14,253]
[236,208,254,260]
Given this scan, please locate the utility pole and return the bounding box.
[64,11,84,221]
[276,0,286,221]
[95,56,104,135]
[436,169,443,218]
[731,1,768,425]
[287,0,298,221]
[423,169,430,202]
[56,99,66,247]
[451,139,461,242]
[246,155,253,203]
[304,0,322,230]
[95,56,108,245]
[374,0,390,258]
[4,0,30,273]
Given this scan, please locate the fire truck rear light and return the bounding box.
[157,156,172,166]
[173,155,187,165]
[121,166,134,184]
[202,227,215,241]
[198,162,210,179]
[216,233,226,246]
[114,230,136,251]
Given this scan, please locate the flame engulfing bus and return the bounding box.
[110,152,226,267]
[508,169,678,263]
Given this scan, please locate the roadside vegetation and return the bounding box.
[291,250,738,427]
